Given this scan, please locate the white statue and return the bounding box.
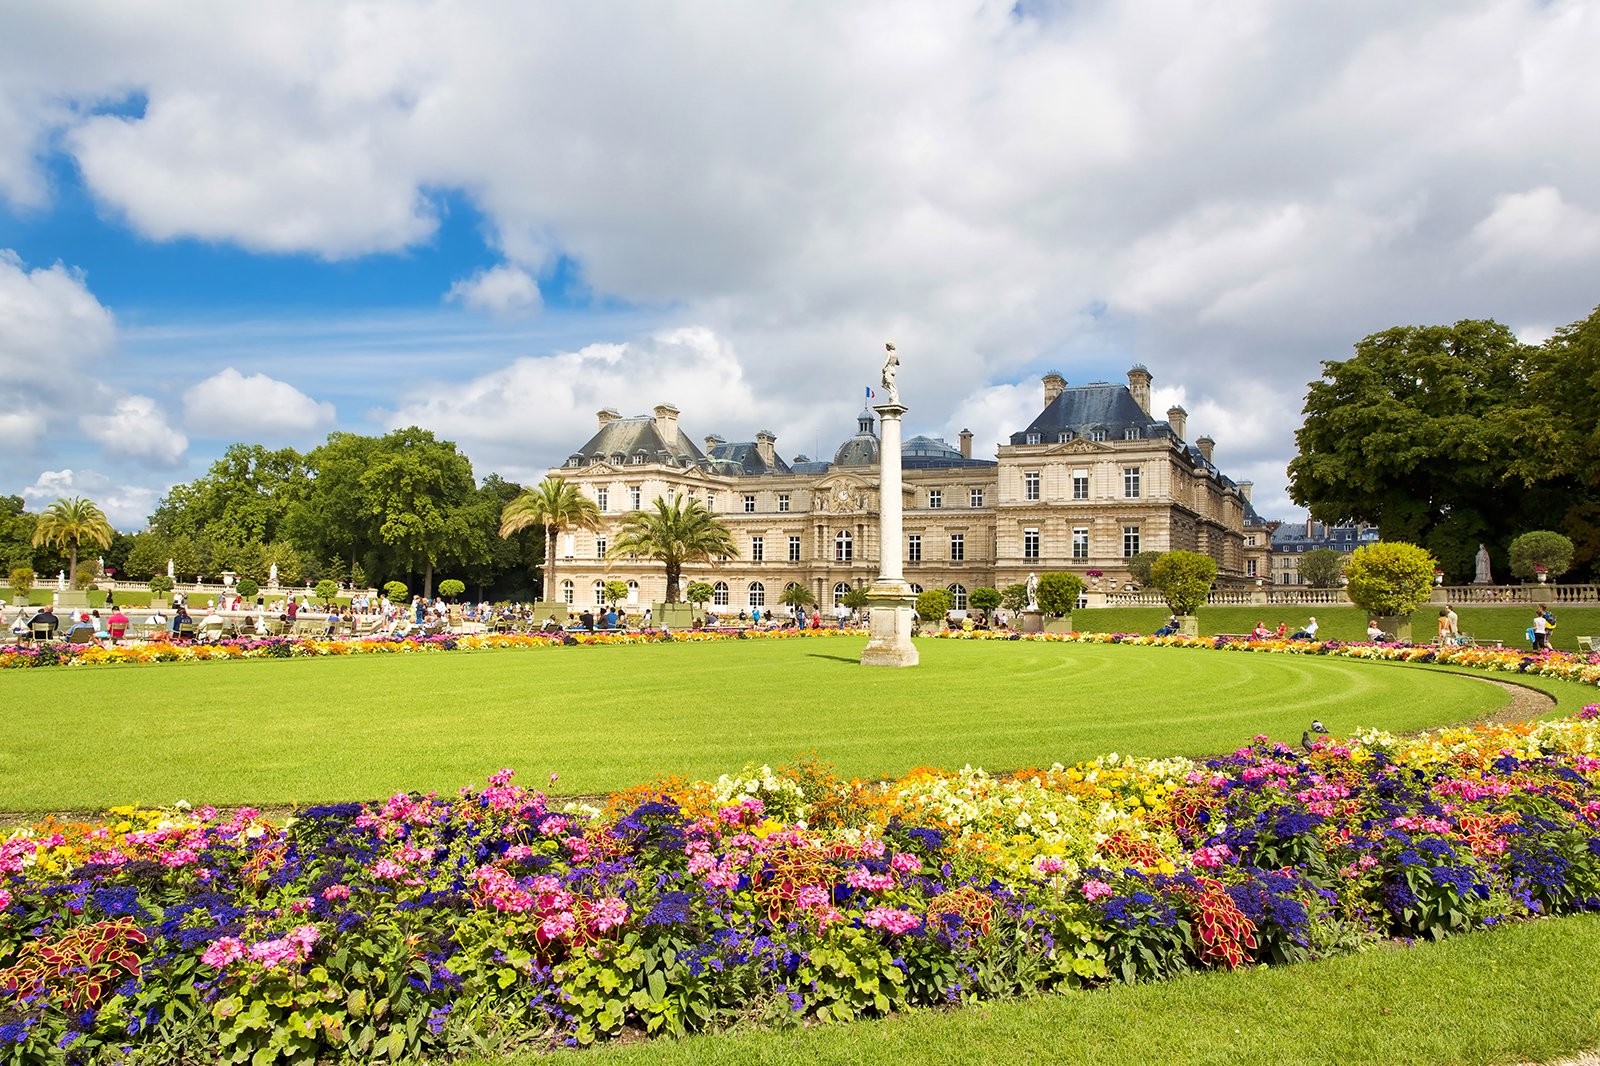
[57,570,66,590]
[1025,572,1039,610]
[881,342,900,405]
[167,558,175,579]
[269,562,279,586]
[1473,543,1493,584]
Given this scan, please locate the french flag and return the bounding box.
[866,386,875,399]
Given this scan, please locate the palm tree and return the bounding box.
[780,582,817,611]
[499,478,602,602]
[32,497,114,586]
[608,497,737,603]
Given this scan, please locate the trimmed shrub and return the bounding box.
[1345,542,1437,617]
[1150,551,1218,615]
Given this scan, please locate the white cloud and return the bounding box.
[1471,186,1600,268]
[0,408,46,441]
[182,367,336,437]
[0,250,117,389]
[18,468,165,530]
[446,264,541,317]
[81,394,188,465]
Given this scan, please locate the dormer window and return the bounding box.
[1124,427,1141,440]
[1089,429,1106,442]
[1025,432,1041,445]
[1058,431,1072,443]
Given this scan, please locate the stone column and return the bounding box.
[861,402,919,667]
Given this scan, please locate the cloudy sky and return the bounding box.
[3,1,1598,529]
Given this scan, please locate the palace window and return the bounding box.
[777,493,790,513]
[743,494,756,513]
[835,530,853,562]
[928,489,942,509]
[748,582,765,608]
[1025,432,1041,444]
[706,492,717,512]
[750,536,764,562]
[1089,429,1106,442]
[948,584,967,610]
[596,487,609,512]
[1123,526,1141,557]
[1124,427,1141,440]
[561,579,574,605]
[1247,559,1258,577]
[595,536,606,559]
[1072,469,1089,500]
[1024,471,1040,501]
[788,536,802,561]
[1072,526,1089,559]
[833,582,851,605]
[907,534,922,562]
[712,581,730,607]
[970,488,984,507]
[950,533,965,561]
[1124,466,1142,499]
[626,580,639,604]
[629,486,641,510]
[592,581,606,605]
[1023,528,1040,560]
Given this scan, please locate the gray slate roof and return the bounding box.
[705,440,793,476]
[1009,382,1174,445]
[571,417,706,467]
[902,435,995,469]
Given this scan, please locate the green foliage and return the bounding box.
[8,567,34,594]
[315,578,341,603]
[603,580,630,607]
[148,575,174,595]
[501,477,603,601]
[1344,542,1437,617]
[608,498,737,604]
[969,587,1001,613]
[438,578,467,600]
[916,588,953,620]
[1000,583,1029,613]
[1298,547,1346,589]
[235,578,259,599]
[384,580,409,604]
[1126,551,1163,586]
[361,427,480,596]
[1149,551,1217,615]
[1036,572,1085,617]
[780,583,817,609]
[349,562,367,590]
[684,581,715,607]
[841,587,870,612]
[1508,530,1575,579]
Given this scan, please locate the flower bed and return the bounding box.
[4,710,1600,1061]
[0,627,866,669]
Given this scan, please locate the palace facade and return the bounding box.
[546,367,1270,612]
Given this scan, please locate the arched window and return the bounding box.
[835,530,853,561]
[593,581,606,605]
[748,582,765,608]
[784,582,805,608]
[712,581,729,607]
[833,582,851,606]
[947,583,968,610]
[626,580,639,605]
[909,583,923,595]
[560,579,574,605]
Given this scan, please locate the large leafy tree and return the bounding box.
[500,478,601,601]
[359,427,479,598]
[152,444,308,551]
[1287,320,1533,578]
[607,497,736,604]
[1150,550,1217,616]
[31,497,114,585]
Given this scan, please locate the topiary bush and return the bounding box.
[235,578,259,599]
[916,588,953,621]
[438,578,467,601]
[148,575,174,596]
[1149,551,1217,616]
[1508,530,1575,580]
[1036,572,1086,618]
[1345,542,1437,617]
[315,578,340,604]
[384,580,409,604]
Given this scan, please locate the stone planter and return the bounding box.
[1176,614,1199,637]
[1043,617,1074,634]
[1377,614,1412,643]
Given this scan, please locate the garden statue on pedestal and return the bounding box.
[1019,571,1044,633]
[1473,543,1492,584]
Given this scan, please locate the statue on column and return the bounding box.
[881,343,900,404]
[1025,572,1039,610]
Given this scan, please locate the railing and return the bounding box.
[1101,583,1600,609]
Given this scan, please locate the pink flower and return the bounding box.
[794,884,831,910]
[1081,879,1114,901]
[1037,856,1067,875]
[0,888,12,910]
[202,937,245,968]
[845,868,894,892]
[538,815,569,836]
[1190,844,1233,870]
[322,884,351,901]
[538,911,577,942]
[371,859,408,881]
[159,848,199,867]
[889,852,922,873]
[588,897,628,933]
[861,907,922,934]
[488,768,515,787]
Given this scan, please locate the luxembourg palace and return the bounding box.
[545,366,1273,612]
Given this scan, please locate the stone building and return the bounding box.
[547,367,1259,612]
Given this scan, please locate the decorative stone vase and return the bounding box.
[1377,614,1412,643]
[1176,614,1200,638]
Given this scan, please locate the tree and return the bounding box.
[1345,542,1437,618]
[1298,547,1346,589]
[149,575,174,596]
[841,587,870,613]
[1036,572,1086,618]
[1149,551,1217,616]
[9,567,34,596]
[438,578,467,600]
[1287,319,1533,578]
[315,578,340,604]
[780,583,817,611]
[685,581,715,612]
[31,497,114,585]
[1000,583,1029,613]
[969,587,1001,616]
[603,580,630,609]
[607,497,736,604]
[360,428,478,599]
[500,478,602,602]
[236,578,259,599]
[1508,531,1575,580]
[916,588,953,621]
[1125,551,1163,587]
[384,580,409,604]
[151,444,308,552]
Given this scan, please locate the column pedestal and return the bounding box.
[862,399,919,668]
[1019,607,1044,634]
[861,579,919,667]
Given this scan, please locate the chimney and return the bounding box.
[1127,365,1153,416]
[958,428,973,459]
[1166,405,1187,442]
[597,408,620,428]
[653,403,680,442]
[704,434,724,455]
[1042,371,1066,405]
[1238,480,1253,503]
[1196,435,1215,464]
[755,430,777,469]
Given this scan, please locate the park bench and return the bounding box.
[66,628,95,645]
[1578,635,1594,653]
[30,622,57,642]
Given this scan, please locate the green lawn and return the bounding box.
[499,912,1600,1066]
[0,638,1529,811]
[1076,604,1600,651]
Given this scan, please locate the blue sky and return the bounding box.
[3,2,1598,528]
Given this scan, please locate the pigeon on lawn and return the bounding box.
[1311,720,1329,734]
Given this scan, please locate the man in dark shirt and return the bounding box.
[30,607,59,639]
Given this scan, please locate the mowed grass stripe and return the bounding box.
[0,639,1508,810]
